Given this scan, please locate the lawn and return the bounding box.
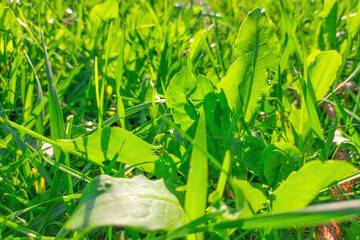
[1,0,360,239]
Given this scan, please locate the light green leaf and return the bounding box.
[184,107,208,240]
[166,67,198,132]
[0,3,18,34]
[219,8,279,121]
[348,8,360,38]
[232,179,268,218]
[166,68,214,134]
[272,160,356,213]
[58,127,158,172]
[65,175,184,232]
[307,50,342,101]
[90,0,119,22]
[87,0,119,48]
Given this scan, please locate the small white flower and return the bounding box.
[66,8,73,15]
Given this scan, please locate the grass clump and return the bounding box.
[1,0,360,239]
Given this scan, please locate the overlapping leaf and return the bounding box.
[166,67,213,134]
[218,8,279,121]
[59,127,158,172]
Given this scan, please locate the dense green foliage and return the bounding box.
[1,0,360,239]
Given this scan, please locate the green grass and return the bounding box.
[1,0,360,239]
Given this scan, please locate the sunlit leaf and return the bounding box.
[65,175,184,232]
[166,68,214,134]
[218,8,279,121]
[272,160,356,213]
[59,127,158,172]
[232,179,268,218]
[307,50,342,101]
[184,107,208,240]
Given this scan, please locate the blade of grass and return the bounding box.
[16,7,42,48]
[184,108,208,240]
[76,0,84,40]
[23,49,44,135]
[0,216,43,238]
[115,25,126,128]
[94,56,103,128]
[41,31,73,206]
[0,116,110,171]
[41,30,64,140]
[100,20,114,127]
[101,99,166,128]
[158,200,360,240]
[44,0,85,52]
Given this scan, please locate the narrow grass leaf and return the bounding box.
[41,31,64,140]
[184,107,208,240]
[115,26,126,128]
[94,56,103,128]
[213,200,360,230]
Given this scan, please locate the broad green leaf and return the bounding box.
[0,3,18,34]
[307,50,342,101]
[219,8,279,121]
[184,107,208,240]
[166,67,197,132]
[58,127,158,172]
[232,179,268,218]
[285,108,311,145]
[65,175,184,232]
[260,142,302,187]
[166,68,213,134]
[232,136,266,175]
[90,0,119,22]
[299,74,327,160]
[86,0,119,48]
[272,160,356,213]
[155,154,179,183]
[348,8,360,38]
[346,222,360,239]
